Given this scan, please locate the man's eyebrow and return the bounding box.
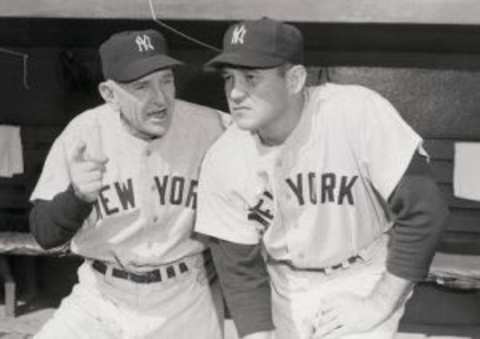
[163,74,174,79]
[128,79,148,87]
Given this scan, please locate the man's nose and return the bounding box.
[150,83,167,103]
[229,79,248,103]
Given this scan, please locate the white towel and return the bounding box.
[0,125,24,177]
[453,142,480,201]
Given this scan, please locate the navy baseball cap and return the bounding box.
[206,17,304,68]
[99,29,182,82]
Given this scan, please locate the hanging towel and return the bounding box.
[453,142,480,201]
[0,125,24,177]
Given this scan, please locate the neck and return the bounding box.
[258,90,306,146]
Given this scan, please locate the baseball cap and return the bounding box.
[99,29,182,83]
[206,17,304,68]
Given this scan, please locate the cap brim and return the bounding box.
[206,50,285,69]
[115,55,183,82]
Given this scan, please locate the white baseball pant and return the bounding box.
[268,235,411,339]
[34,254,223,339]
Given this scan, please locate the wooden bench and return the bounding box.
[0,125,63,317]
[424,140,480,288]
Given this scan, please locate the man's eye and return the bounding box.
[133,83,147,90]
[222,74,232,81]
[246,74,257,83]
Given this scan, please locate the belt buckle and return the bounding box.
[147,270,161,283]
[135,270,160,283]
[125,271,140,283]
[108,261,187,284]
[324,255,358,274]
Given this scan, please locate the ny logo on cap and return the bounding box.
[135,34,155,52]
[231,25,247,45]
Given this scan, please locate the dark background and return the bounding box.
[0,18,479,334]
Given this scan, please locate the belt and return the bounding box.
[268,255,362,275]
[92,260,189,284]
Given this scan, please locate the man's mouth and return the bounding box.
[148,109,168,122]
[231,106,250,113]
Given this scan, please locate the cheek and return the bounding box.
[224,82,233,98]
[163,85,176,103]
[266,87,288,110]
[252,92,279,115]
[119,96,142,120]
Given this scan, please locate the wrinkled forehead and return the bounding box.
[126,67,175,84]
[221,65,282,75]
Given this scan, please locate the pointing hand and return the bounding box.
[69,141,108,203]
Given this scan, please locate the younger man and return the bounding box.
[195,18,448,339]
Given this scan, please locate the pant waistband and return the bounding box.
[92,259,189,284]
[267,234,388,275]
[267,255,361,275]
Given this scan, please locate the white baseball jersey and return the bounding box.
[195,83,423,269]
[31,100,225,271]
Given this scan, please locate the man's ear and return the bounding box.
[98,80,119,110]
[286,65,307,94]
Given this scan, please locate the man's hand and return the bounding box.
[69,141,108,203]
[309,292,388,338]
[310,272,413,339]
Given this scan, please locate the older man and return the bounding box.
[30,29,225,339]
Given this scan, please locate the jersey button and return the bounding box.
[275,159,283,168]
[152,216,158,223]
[151,185,156,192]
[145,149,152,157]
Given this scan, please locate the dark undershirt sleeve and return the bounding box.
[387,152,449,282]
[209,237,274,337]
[29,184,93,249]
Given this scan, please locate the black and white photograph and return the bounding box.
[0,1,479,338]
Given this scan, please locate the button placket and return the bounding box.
[142,144,159,230]
[275,158,283,168]
[273,150,299,260]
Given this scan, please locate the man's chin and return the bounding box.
[136,124,167,139]
[234,118,259,131]
[147,128,168,138]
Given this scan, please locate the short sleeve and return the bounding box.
[195,152,261,245]
[356,89,422,200]
[30,132,71,201]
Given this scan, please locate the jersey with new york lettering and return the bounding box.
[195,83,423,269]
[31,100,225,270]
